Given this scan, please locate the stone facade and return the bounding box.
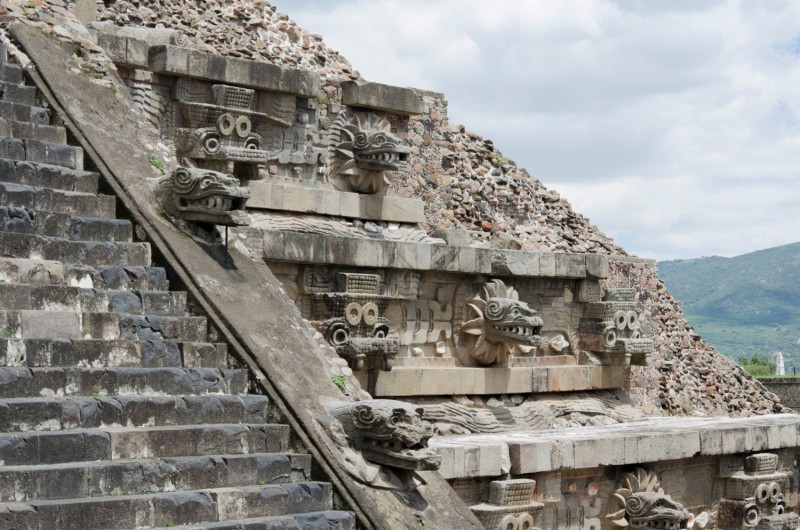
[0,1,795,529]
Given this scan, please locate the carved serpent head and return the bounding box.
[156,167,250,227]
[328,399,441,472]
[330,110,412,193]
[461,279,544,365]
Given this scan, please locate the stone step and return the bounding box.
[0,158,99,193]
[0,182,116,218]
[159,510,356,530]
[0,209,131,242]
[0,138,83,170]
[0,232,151,267]
[0,258,170,291]
[0,283,186,316]
[0,423,290,465]
[0,81,38,106]
[0,337,226,369]
[1,310,208,342]
[0,99,49,126]
[0,367,248,398]
[0,482,331,530]
[0,452,312,502]
[0,116,67,144]
[0,394,272,432]
[0,63,23,85]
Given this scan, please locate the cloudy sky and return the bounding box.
[278,1,800,261]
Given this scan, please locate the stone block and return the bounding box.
[282,185,320,213]
[148,46,319,96]
[429,245,460,272]
[507,437,560,474]
[586,254,608,278]
[491,249,540,276]
[555,253,586,278]
[539,253,556,276]
[149,45,190,76]
[571,436,622,468]
[125,37,150,68]
[20,310,81,340]
[637,429,700,461]
[25,140,82,170]
[95,33,127,65]
[341,81,425,115]
[0,64,23,85]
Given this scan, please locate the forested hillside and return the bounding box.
[659,242,800,372]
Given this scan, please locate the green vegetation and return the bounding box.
[331,375,347,392]
[496,155,507,167]
[658,242,800,371]
[2,329,10,338]
[737,353,776,377]
[149,154,165,175]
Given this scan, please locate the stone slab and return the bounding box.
[430,414,800,478]
[364,366,625,396]
[262,231,606,279]
[247,181,425,224]
[341,81,425,115]
[148,46,319,97]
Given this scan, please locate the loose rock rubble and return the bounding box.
[2,0,780,417]
[612,259,782,416]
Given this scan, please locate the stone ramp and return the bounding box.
[0,43,354,530]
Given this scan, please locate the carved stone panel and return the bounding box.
[579,288,653,366]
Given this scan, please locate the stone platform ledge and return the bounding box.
[342,81,425,115]
[148,45,319,96]
[247,181,425,224]
[360,365,626,397]
[429,414,800,479]
[261,231,608,279]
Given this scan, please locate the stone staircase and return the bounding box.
[0,45,355,530]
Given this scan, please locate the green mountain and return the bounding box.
[658,241,800,372]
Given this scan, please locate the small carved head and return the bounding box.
[328,399,440,472]
[156,167,250,228]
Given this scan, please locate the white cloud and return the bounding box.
[279,0,800,260]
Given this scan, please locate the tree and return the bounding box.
[737,353,776,377]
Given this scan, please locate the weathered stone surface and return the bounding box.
[149,45,319,96]
[341,81,424,115]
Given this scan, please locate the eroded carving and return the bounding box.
[718,453,799,530]
[606,469,691,529]
[310,273,398,371]
[319,399,440,491]
[330,109,411,193]
[154,166,250,241]
[172,82,273,178]
[579,288,653,366]
[461,279,544,365]
[470,479,543,530]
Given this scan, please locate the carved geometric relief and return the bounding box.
[579,288,653,366]
[718,453,799,530]
[399,300,453,346]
